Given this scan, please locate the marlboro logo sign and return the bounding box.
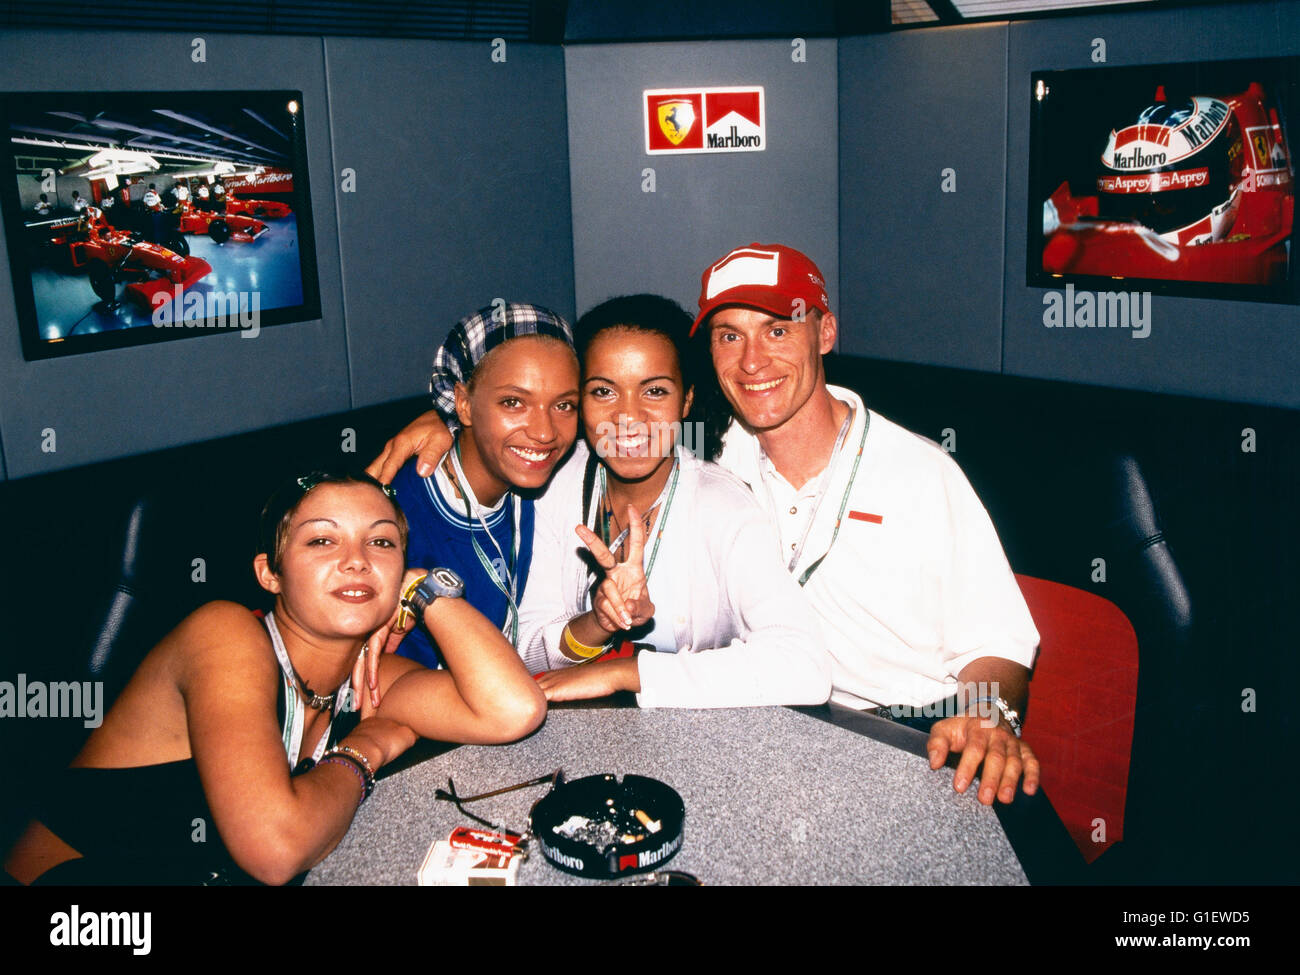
[644,87,765,154]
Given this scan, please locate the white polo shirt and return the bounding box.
[717,385,1039,709]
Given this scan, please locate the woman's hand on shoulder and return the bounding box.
[366,410,452,484]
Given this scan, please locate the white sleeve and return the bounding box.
[516,453,588,674]
[936,456,1039,678]
[635,485,832,709]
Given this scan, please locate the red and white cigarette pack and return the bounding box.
[417,827,524,886]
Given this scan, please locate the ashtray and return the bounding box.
[529,773,685,878]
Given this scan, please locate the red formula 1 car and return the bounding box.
[48,207,212,309]
[1042,82,1294,286]
[223,196,292,219]
[174,200,268,243]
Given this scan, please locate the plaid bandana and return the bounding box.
[428,302,574,430]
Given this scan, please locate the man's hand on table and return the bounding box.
[537,657,640,702]
[926,715,1039,805]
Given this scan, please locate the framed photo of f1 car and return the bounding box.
[1027,56,1297,304]
[1,89,321,360]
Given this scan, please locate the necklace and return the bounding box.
[264,612,349,769]
[266,613,337,711]
[596,451,681,582]
[601,495,658,546]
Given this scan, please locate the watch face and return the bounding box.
[427,567,465,596]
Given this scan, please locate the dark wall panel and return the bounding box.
[565,0,836,41]
[838,25,1009,371]
[1003,1,1300,408]
[566,39,838,321]
[325,38,575,407]
[0,29,348,478]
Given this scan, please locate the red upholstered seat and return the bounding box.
[1016,574,1139,863]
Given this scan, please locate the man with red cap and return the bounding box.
[693,243,1040,805]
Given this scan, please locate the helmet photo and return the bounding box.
[1095,92,1245,245]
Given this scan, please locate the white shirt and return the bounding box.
[516,442,831,709]
[717,385,1039,710]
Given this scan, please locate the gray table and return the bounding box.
[307,705,1030,885]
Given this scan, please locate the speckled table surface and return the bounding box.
[306,705,1028,886]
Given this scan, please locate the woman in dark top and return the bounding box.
[4,472,545,885]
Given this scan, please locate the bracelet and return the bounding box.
[969,696,1023,738]
[562,623,611,661]
[330,744,375,779]
[396,572,430,630]
[320,748,375,801]
[318,757,369,807]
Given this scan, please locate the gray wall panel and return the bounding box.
[0,29,348,478]
[325,38,574,407]
[1003,1,1300,408]
[567,40,838,322]
[838,25,1008,371]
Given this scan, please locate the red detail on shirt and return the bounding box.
[848,511,883,524]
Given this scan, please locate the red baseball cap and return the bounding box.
[691,243,830,336]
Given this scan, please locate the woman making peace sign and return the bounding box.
[517,295,831,708]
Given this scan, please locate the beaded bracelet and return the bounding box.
[320,749,375,802]
[318,757,368,807]
[330,744,375,779]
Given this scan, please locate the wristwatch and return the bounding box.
[402,567,465,620]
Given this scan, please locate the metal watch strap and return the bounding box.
[993,697,1023,738]
[971,695,1022,737]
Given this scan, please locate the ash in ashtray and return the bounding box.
[553,814,622,850]
[552,806,663,851]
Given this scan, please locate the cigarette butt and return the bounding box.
[622,833,645,844]
[634,809,661,833]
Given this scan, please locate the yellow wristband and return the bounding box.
[563,623,610,660]
[396,572,429,630]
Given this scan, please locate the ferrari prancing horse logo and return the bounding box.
[657,100,695,146]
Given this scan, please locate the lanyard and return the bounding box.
[449,441,521,644]
[264,611,348,769]
[766,406,854,575]
[595,451,681,583]
[763,408,870,588]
